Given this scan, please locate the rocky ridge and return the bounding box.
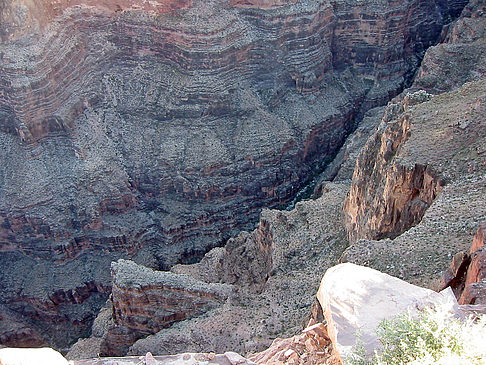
[342,77,486,287]
[65,182,348,357]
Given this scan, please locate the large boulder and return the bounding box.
[316,263,458,363]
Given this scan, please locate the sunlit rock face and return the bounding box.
[0,0,461,349]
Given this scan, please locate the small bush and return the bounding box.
[347,307,486,365]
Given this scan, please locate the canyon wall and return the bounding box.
[342,77,486,287]
[343,1,486,284]
[0,0,465,349]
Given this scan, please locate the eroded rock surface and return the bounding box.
[439,223,486,305]
[248,321,337,365]
[100,260,232,356]
[110,182,349,357]
[343,77,486,287]
[0,0,469,350]
[413,0,486,94]
[344,90,445,243]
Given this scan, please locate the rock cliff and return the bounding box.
[438,223,486,305]
[97,260,232,356]
[343,77,486,287]
[0,0,463,349]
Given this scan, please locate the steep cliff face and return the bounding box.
[343,92,446,243]
[342,77,486,287]
[413,0,486,93]
[439,223,486,305]
[344,1,486,249]
[0,0,464,349]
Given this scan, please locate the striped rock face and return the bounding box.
[0,0,464,350]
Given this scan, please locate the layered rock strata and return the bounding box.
[0,305,47,348]
[0,0,467,349]
[99,260,232,356]
[413,0,486,94]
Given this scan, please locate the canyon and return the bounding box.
[1,0,485,362]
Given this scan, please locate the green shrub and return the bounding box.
[347,307,486,365]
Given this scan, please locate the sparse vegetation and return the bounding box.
[347,308,486,365]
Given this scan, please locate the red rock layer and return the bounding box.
[459,223,486,305]
[438,223,486,306]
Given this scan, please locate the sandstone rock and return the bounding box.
[470,222,486,254]
[316,263,459,362]
[343,91,445,243]
[0,347,69,365]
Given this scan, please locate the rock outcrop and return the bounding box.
[342,77,486,287]
[248,321,338,365]
[413,0,486,94]
[344,90,445,243]
[99,260,232,356]
[85,182,348,357]
[0,0,470,350]
[439,223,486,305]
[344,0,486,244]
[341,0,486,291]
[316,263,459,363]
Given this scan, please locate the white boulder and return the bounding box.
[316,263,458,362]
[0,348,69,365]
